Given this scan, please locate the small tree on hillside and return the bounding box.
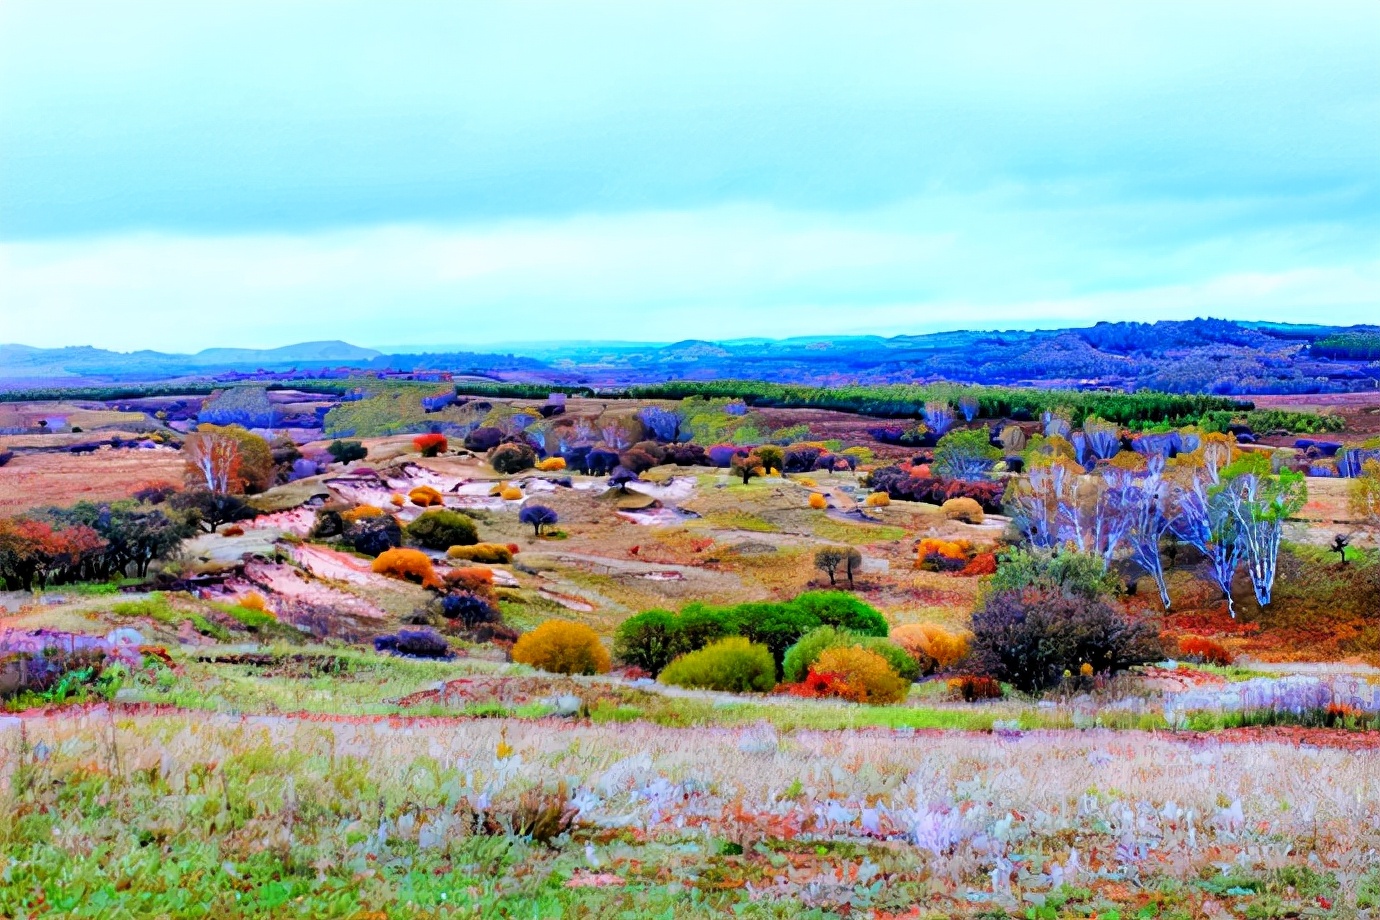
[184,431,242,494]
[519,504,559,537]
[933,429,1000,481]
[813,545,862,587]
[730,450,766,485]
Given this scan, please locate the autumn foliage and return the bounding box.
[890,623,971,673]
[511,620,611,675]
[1176,635,1234,666]
[787,646,908,704]
[408,486,444,507]
[413,433,448,457]
[371,548,443,589]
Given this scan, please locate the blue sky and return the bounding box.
[2,1,1377,352]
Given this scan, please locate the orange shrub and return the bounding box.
[511,620,611,675]
[808,493,828,510]
[239,592,268,612]
[372,547,442,589]
[536,457,566,472]
[1177,635,1233,667]
[864,491,891,507]
[222,525,245,537]
[959,552,998,577]
[803,646,909,704]
[891,623,970,672]
[409,486,444,507]
[917,538,972,571]
[500,486,524,501]
[342,504,385,523]
[390,493,405,507]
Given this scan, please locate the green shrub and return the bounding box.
[447,543,514,564]
[326,439,368,464]
[733,602,822,673]
[405,508,479,550]
[787,591,888,636]
[613,609,679,674]
[984,547,1122,600]
[658,637,776,693]
[490,442,537,474]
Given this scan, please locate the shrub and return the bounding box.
[443,565,496,597]
[441,590,500,628]
[865,491,891,507]
[372,548,443,589]
[491,442,537,474]
[941,497,984,524]
[788,591,888,636]
[499,486,524,501]
[985,547,1122,600]
[222,525,245,537]
[447,543,515,564]
[409,486,444,507]
[327,439,368,464]
[917,537,971,571]
[1177,635,1234,666]
[959,552,998,576]
[519,504,559,536]
[536,457,567,472]
[947,675,1004,701]
[733,602,823,673]
[798,646,908,704]
[808,493,828,510]
[464,426,505,452]
[890,623,970,673]
[659,637,776,693]
[614,609,680,674]
[346,515,402,556]
[782,626,919,683]
[511,620,611,675]
[390,493,405,507]
[341,504,385,523]
[620,448,659,475]
[413,433,448,457]
[406,509,478,549]
[969,588,1162,694]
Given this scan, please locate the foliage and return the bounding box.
[187,424,273,494]
[790,646,909,704]
[511,620,611,675]
[198,385,276,427]
[729,449,766,485]
[491,442,538,474]
[941,496,984,523]
[0,518,107,591]
[408,485,444,507]
[413,433,448,457]
[440,590,500,628]
[864,491,890,507]
[890,623,972,673]
[1351,460,1380,530]
[518,504,559,536]
[371,548,443,589]
[985,546,1123,600]
[781,626,919,684]
[1177,635,1234,666]
[169,488,255,534]
[917,537,972,571]
[326,439,368,464]
[932,429,1000,481]
[1311,332,1380,360]
[345,514,402,556]
[535,456,566,472]
[341,504,384,523]
[868,466,1005,511]
[732,602,824,672]
[323,388,444,437]
[969,587,1162,693]
[658,637,776,693]
[405,508,478,549]
[808,493,827,509]
[447,543,514,564]
[788,590,888,636]
[947,675,1004,701]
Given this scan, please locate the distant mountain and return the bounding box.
[4,320,1379,395]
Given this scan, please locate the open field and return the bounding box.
[3,385,1380,916]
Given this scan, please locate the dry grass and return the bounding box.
[0,448,185,517]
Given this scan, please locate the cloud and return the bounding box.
[3,195,1376,351]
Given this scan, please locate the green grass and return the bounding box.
[110,593,233,641]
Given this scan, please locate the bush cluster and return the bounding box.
[781,626,918,683]
[788,646,909,704]
[657,637,777,693]
[405,508,479,550]
[447,543,515,564]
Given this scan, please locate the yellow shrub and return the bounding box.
[371,547,442,589]
[341,504,384,523]
[864,491,891,507]
[808,493,828,510]
[447,543,515,564]
[511,620,611,675]
[891,622,971,672]
[940,496,984,524]
[409,486,444,507]
[797,477,818,487]
[812,646,909,704]
[536,457,567,472]
[239,592,268,612]
[500,486,524,501]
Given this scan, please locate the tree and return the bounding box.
[1217,456,1306,607]
[933,429,1000,481]
[730,450,765,485]
[519,504,559,536]
[170,488,254,534]
[813,546,846,586]
[1123,455,1175,610]
[754,445,784,476]
[922,402,956,437]
[1167,447,1243,616]
[184,430,242,494]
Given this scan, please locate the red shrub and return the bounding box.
[959,552,998,577]
[413,433,449,457]
[1176,635,1233,667]
[947,675,1004,702]
[222,525,245,537]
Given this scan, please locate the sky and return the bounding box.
[1,1,1378,353]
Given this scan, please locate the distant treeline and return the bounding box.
[1311,334,1380,362]
[453,380,1248,426]
[0,378,433,404]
